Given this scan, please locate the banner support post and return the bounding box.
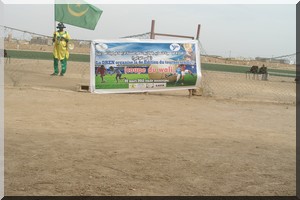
[150,20,155,39]
[196,24,201,40]
[54,0,56,32]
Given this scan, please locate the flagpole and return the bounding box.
[54,0,56,33]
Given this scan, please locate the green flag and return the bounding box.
[55,1,102,30]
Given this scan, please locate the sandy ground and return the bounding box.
[4,59,296,196]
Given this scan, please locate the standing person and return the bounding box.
[51,22,71,76]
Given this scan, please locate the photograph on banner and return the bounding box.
[90,39,201,93]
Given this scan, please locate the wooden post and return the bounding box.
[155,33,193,39]
[150,20,155,39]
[196,24,201,40]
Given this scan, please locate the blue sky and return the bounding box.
[2,3,296,58]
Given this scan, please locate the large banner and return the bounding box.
[90,39,201,94]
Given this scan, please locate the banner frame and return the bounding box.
[90,38,202,94]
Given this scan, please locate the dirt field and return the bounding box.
[4,59,296,195]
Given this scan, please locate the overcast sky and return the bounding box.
[2,3,296,58]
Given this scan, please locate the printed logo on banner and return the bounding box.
[146,83,154,89]
[154,83,166,88]
[170,43,181,51]
[129,83,147,89]
[129,83,166,89]
[95,43,108,52]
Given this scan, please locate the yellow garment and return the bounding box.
[53,31,71,60]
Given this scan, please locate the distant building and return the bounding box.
[270,58,290,64]
[255,57,269,62]
[206,55,222,59]
[255,57,289,64]
[30,37,49,45]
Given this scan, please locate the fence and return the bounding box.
[3,26,296,104]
